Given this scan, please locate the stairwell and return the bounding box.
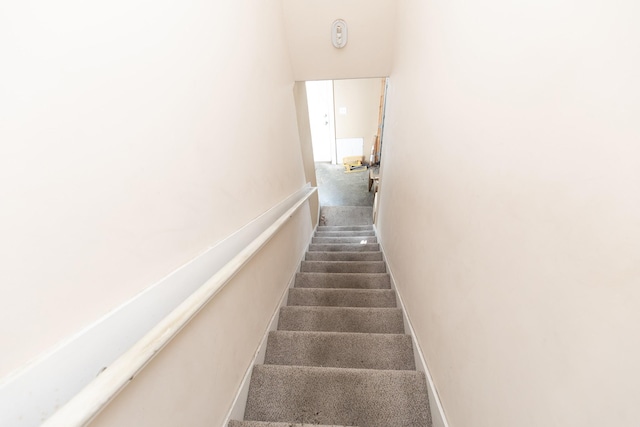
[230,224,431,427]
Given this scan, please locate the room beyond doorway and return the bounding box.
[315,162,374,207]
[306,78,387,167]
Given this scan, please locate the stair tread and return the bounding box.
[265,330,415,370]
[317,225,373,231]
[315,230,375,236]
[300,261,386,273]
[305,251,383,261]
[278,306,404,334]
[295,272,390,289]
[230,422,351,427]
[236,226,430,427]
[308,243,380,252]
[287,288,396,308]
[312,236,378,244]
[302,260,385,265]
[245,365,431,427]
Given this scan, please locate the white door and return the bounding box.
[306,80,336,163]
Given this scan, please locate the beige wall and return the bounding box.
[333,78,383,163]
[377,1,640,426]
[0,0,307,381]
[282,0,397,81]
[293,82,320,227]
[89,209,312,427]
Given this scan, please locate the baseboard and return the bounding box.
[0,184,314,427]
[222,225,315,426]
[374,226,450,427]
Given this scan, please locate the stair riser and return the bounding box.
[295,273,391,289]
[305,251,383,262]
[287,288,397,308]
[265,331,416,370]
[300,261,386,274]
[312,237,378,244]
[244,366,430,427]
[278,307,404,334]
[308,243,380,252]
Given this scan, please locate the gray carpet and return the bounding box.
[319,206,373,226]
[264,331,416,370]
[308,243,380,252]
[229,422,349,427]
[230,223,431,426]
[312,236,378,244]
[245,366,429,427]
[287,288,396,308]
[317,225,372,231]
[304,251,383,261]
[315,230,376,237]
[295,272,390,289]
[300,261,386,273]
[278,306,405,334]
[315,162,374,207]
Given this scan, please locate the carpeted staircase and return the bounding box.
[229,225,431,427]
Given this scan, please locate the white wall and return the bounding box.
[378,1,640,426]
[282,0,397,81]
[334,78,383,163]
[293,82,320,227]
[89,208,313,427]
[0,0,306,387]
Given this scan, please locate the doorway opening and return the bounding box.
[302,77,388,224]
[306,78,387,169]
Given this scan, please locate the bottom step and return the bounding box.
[245,365,431,427]
[230,422,350,427]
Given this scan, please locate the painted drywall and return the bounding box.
[305,80,336,164]
[293,82,320,227]
[89,208,312,427]
[377,1,640,426]
[0,0,306,386]
[282,0,397,81]
[334,78,383,163]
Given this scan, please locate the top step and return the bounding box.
[317,225,373,232]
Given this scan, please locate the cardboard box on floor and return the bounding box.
[342,155,366,173]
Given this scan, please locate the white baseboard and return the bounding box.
[222,226,314,426]
[0,185,314,427]
[374,226,450,427]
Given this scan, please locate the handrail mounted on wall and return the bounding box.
[41,186,317,427]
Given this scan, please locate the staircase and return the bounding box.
[229,225,431,427]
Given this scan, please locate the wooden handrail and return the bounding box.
[42,186,317,427]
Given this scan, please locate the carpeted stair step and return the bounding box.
[244,365,431,427]
[305,251,383,262]
[312,236,378,244]
[278,306,404,333]
[309,243,379,252]
[315,230,376,237]
[317,225,373,232]
[300,261,386,273]
[295,272,390,289]
[229,421,349,427]
[264,331,415,370]
[287,288,396,308]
